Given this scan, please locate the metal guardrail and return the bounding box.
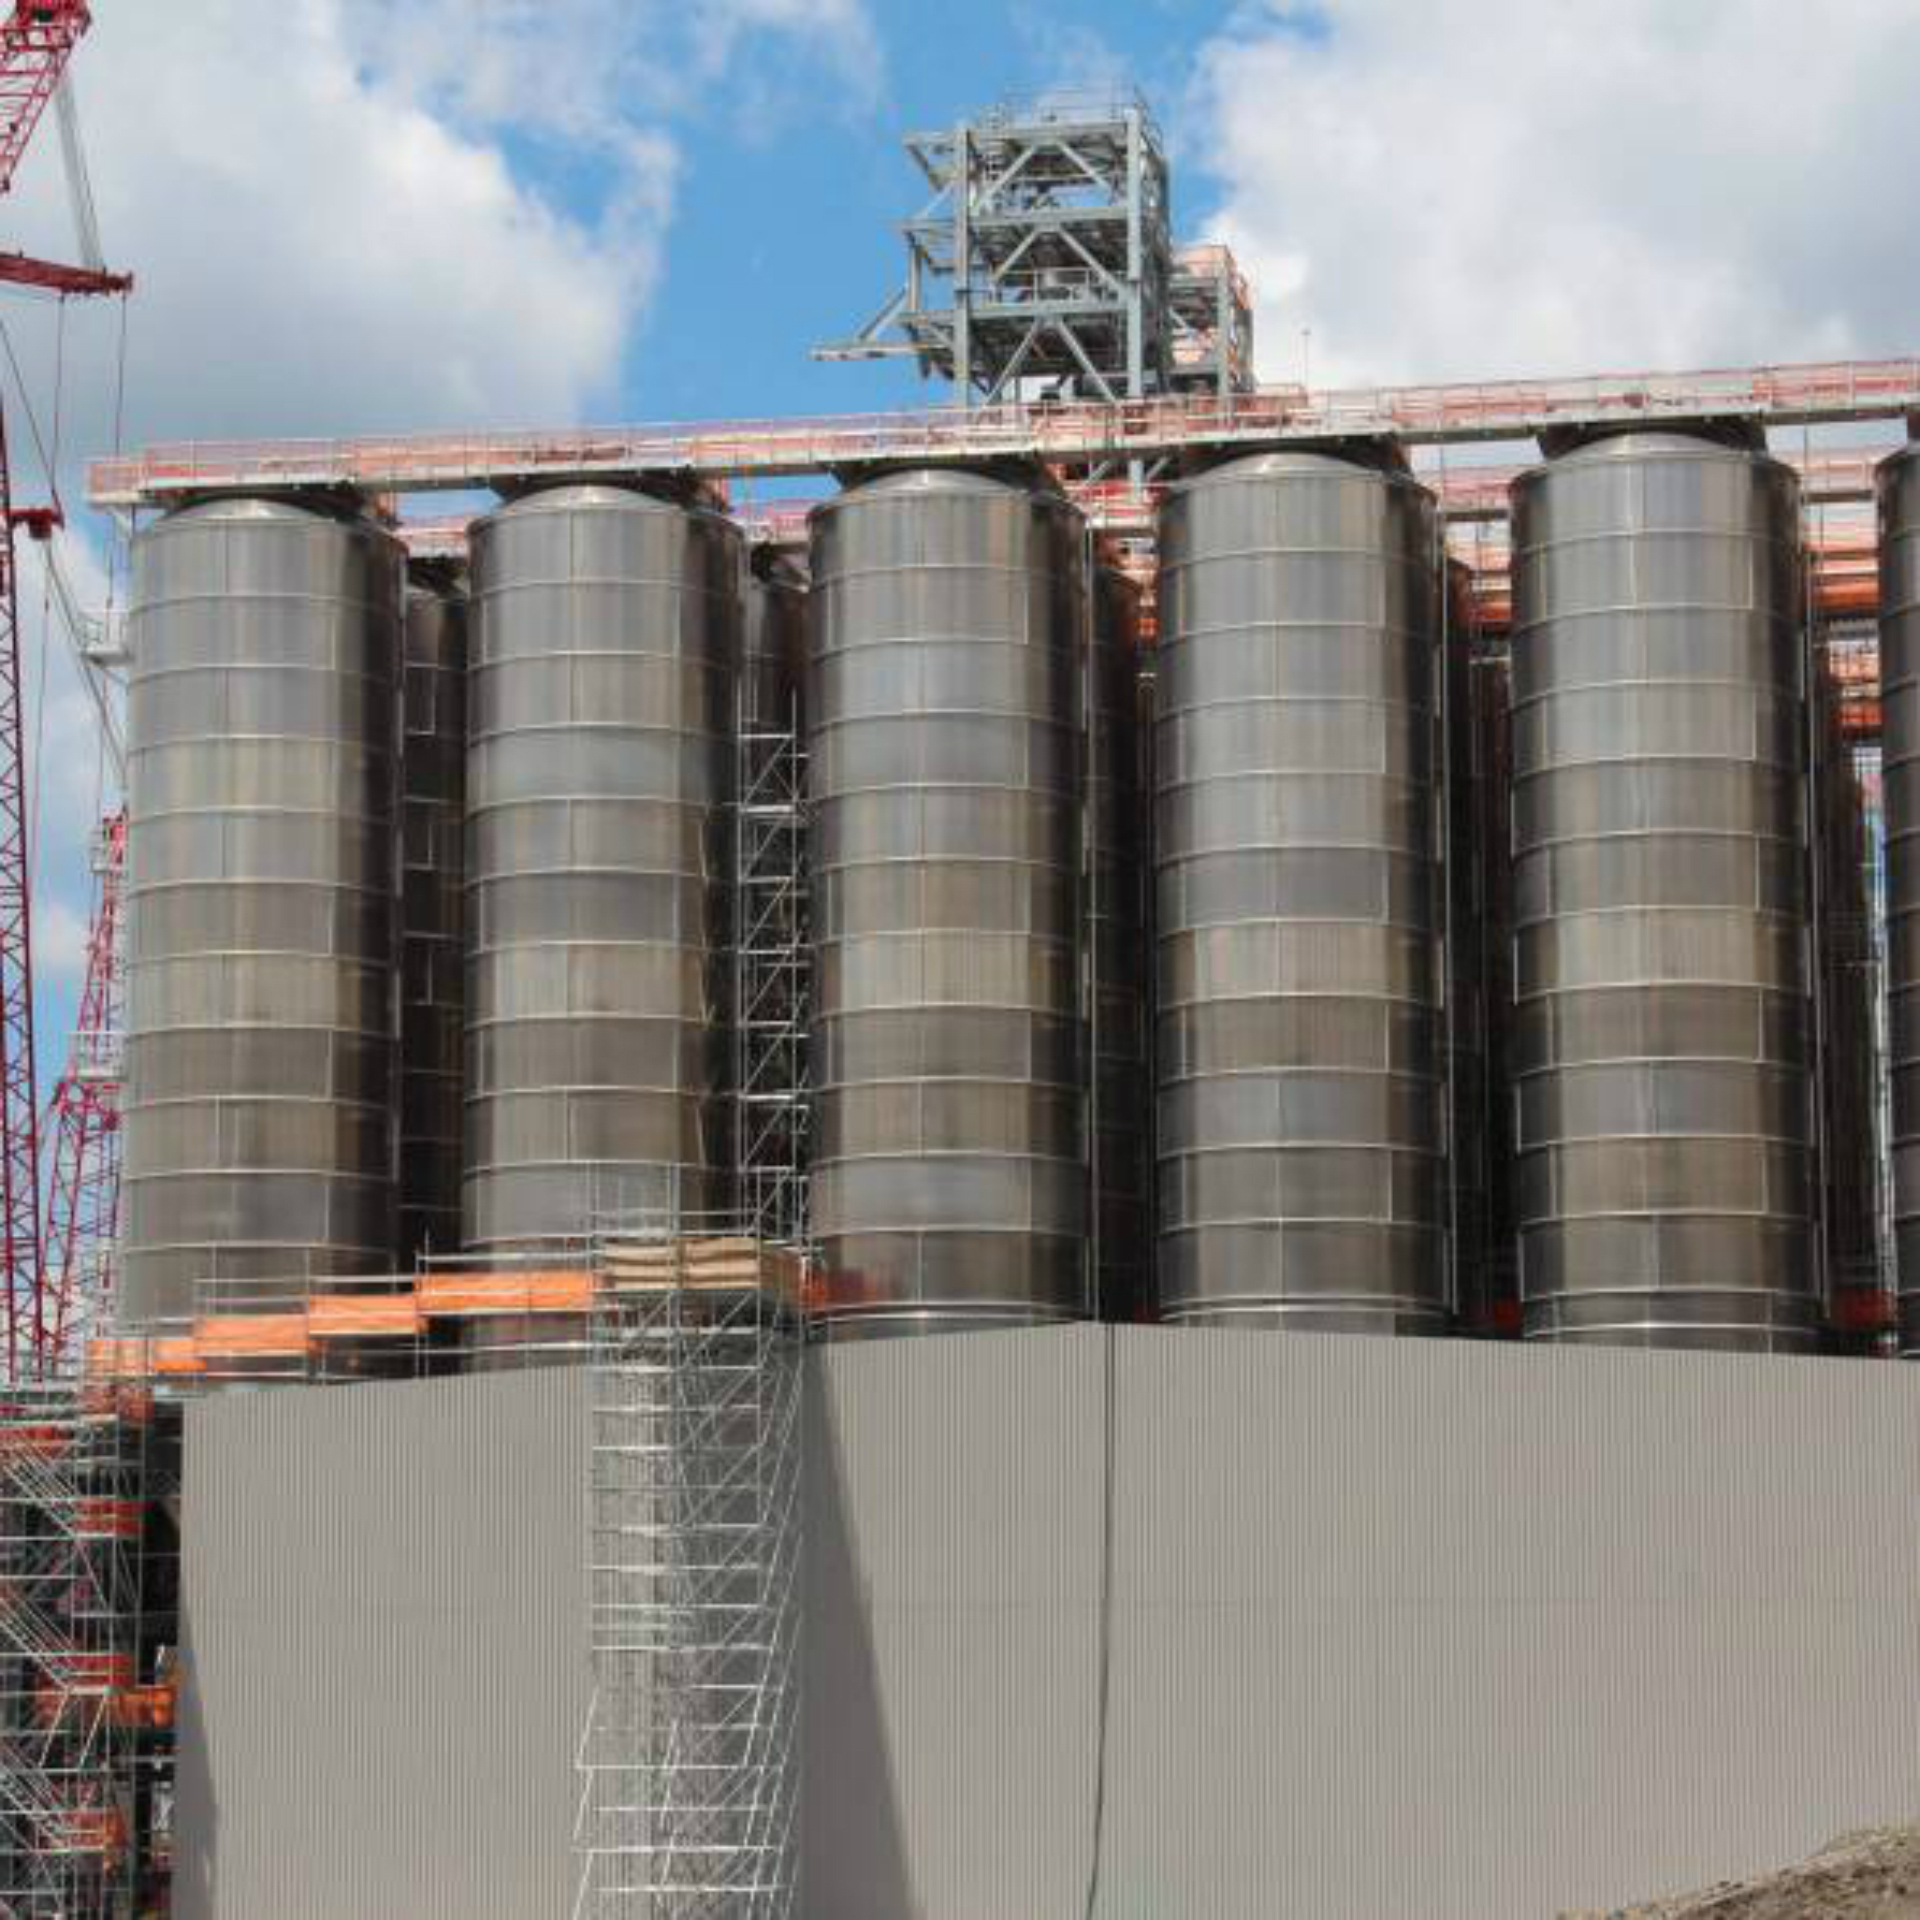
[87,356,1920,509]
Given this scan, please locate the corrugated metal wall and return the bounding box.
[174,1369,590,1920]
[177,1335,1920,1919]
[804,1329,1920,1919]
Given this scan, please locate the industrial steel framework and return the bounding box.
[574,1229,803,1920]
[819,92,1167,403]
[0,1382,167,1917]
[732,684,810,1248]
[0,0,129,1378]
[40,810,125,1374]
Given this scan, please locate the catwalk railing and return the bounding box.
[88,355,1920,506]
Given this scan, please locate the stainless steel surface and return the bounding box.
[1510,431,1817,1349]
[120,496,403,1327]
[1152,448,1446,1330]
[1880,443,1920,1355]
[399,572,466,1260]
[806,467,1088,1333]
[1091,568,1150,1319]
[464,484,739,1253]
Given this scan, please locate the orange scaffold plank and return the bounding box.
[191,1313,312,1361]
[307,1291,422,1340]
[417,1270,595,1318]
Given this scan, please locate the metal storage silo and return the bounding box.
[465,484,738,1257]
[120,496,404,1328]
[1154,448,1447,1330]
[807,467,1087,1335]
[1879,443,1920,1355]
[1510,430,1817,1349]
[399,566,466,1261]
[1091,566,1151,1320]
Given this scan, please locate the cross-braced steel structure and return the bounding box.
[574,1227,804,1919]
[819,90,1250,407]
[0,1384,170,1917]
[732,671,810,1251]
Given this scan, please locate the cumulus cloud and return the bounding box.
[1190,0,1920,389]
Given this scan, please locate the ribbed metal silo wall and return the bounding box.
[807,468,1088,1335]
[464,484,738,1258]
[1091,568,1150,1321]
[399,569,467,1262]
[1510,431,1817,1350]
[1879,444,1920,1355]
[120,497,403,1328]
[1153,449,1446,1330]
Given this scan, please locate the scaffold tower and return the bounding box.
[573,1229,804,1920]
[733,672,810,1248]
[0,1383,170,1917]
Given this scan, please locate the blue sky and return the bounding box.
[599,0,1245,422]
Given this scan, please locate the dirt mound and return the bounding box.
[1568,1824,1920,1917]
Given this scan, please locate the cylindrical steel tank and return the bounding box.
[1091,567,1151,1320]
[1510,430,1817,1349]
[398,567,467,1261]
[807,467,1087,1335]
[120,496,404,1327]
[464,483,738,1256]
[1879,444,1920,1355]
[1153,448,1446,1330]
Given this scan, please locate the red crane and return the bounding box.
[38,805,121,1367]
[0,0,130,1377]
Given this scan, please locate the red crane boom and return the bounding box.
[0,0,128,1375]
[0,2,91,196]
[39,807,120,1366]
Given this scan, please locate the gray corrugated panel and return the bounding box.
[174,1368,591,1920]
[174,1331,1920,1919]
[801,1327,1105,1917]
[1100,1331,1920,1919]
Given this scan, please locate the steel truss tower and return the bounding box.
[0,1382,171,1917]
[818,91,1252,405]
[732,668,809,1248]
[574,1230,803,1920]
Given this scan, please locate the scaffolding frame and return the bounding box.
[573,1222,804,1920]
[733,679,810,1250]
[0,1383,171,1917]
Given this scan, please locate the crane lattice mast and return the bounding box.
[0,0,130,1375]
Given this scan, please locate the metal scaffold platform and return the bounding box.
[734,695,810,1251]
[574,1231,805,1920]
[0,1384,175,1918]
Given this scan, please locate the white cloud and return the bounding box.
[1189,1,1920,389]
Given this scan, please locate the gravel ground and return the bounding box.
[1564,1824,1920,1918]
